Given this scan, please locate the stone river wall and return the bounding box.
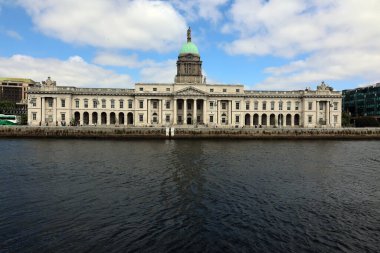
[1,126,380,139]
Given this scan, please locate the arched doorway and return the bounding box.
[286,114,292,126]
[270,114,275,126]
[187,113,192,125]
[101,112,107,125]
[262,114,267,126]
[245,114,251,126]
[278,114,284,126]
[253,114,259,126]
[83,112,89,125]
[119,112,124,125]
[294,114,300,126]
[92,112,98,125]
[110,112,116,125]
[74,112,80,126]
[221,113,227,125]
[127,112,133,125]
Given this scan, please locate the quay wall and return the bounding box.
[1,126,380,139]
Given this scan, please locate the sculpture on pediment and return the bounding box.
[317,81,333,91]
[42,77,56,88]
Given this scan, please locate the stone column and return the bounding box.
[217,100,221,125]
[316,101,319,127]
[53,97,57,126]
[291,114,295,127]
[147,99,150,124]
[173,99,177,125]
[326,101,330,126]
[203,99,207,124]
[193,99,197,124]
[89,112,93,126]
[229,100,233,126]
[159,99,162,124]
[183,99,187,125]
[41,97,45,125]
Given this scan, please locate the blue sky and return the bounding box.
[1,0,380,91]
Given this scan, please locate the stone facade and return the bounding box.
[27,30,342,128]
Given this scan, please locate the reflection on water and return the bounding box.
[0,139,379,252]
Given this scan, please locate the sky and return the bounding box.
[1,0,380,91]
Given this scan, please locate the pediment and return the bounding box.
[175,86,207,96]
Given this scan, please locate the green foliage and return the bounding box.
[0,100,16,110]
[355,117,380,127]
[20,114,28,125]
[342,112,351,127]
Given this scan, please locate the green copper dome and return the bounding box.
[179,42,199,56]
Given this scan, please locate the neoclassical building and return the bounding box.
[28,28,342,128]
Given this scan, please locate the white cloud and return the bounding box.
[173,0,229,23]
[16,0,187,52]
[222,0,380,89]
[93,52,154,68]
[0,54,133,88]
[139,60,176,83]
[5,30,23,40]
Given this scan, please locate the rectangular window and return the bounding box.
[236,115,240,123]
[319,103,323,110]
[236,89,240,92]
[61,99,65,108]
[271,101,275,110]
[223,88,227,92]
[222,102,226,110]
[102,100,106,108]
[188,103,191,110]
[262,102,267,110]
[236,102,240,110]
[334,115,338,123]
[48,99,53,107]
[153,101,158,109]
[128,100,133,109]
[246,102,250,110]
[139,114,143,122]
[61,113,65,121]
[166,101,170,109]
[165,115,170,123]
[31,98,36,107]
[178,103,182,110]
[166,88,170,92]
[32,112,36,120]
[210,88,214,92]
[139,87,143,91]
[308,102,313,110]
[120,100,124,109]
[93,100,98,108]
[153,88,157,91]
[84,100,88,108]
[209,102,214,110]
[279,102,283,110]
[75,100,79,108]
[295,102,299,110]
[308,115,312,123]
[210,115,214,123]
[139,100,144,109]
[287,102,291,110]
[334,102,338,110]
[111,100,115,109]
[254,101,258,110]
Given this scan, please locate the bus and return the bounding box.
[0,114,20,125]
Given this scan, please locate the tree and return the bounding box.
[342,112,351,127]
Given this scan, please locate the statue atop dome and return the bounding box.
[187,27,191,43]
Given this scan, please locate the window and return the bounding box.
[210,88,214,92]
[308,102,313,110]
[287,101,291,110]
[178,103,182,110]
[166,101,170,109]
[246,102,250,110]
[254,101,258,110]
[210,115,214,123]
[222,102,226,110]
[120,100,124,109]
[223,88,227,92]
[139,100,144,109]
[295,102,300,110]
[153,101,158,109]
[84,99,88,108]
[197,103,201,110]
[153,88,157,91]
[319,103,324,110]
[102,99,106,108]
[61,99,65,108]
[209,102,214,110]
[279,101,283,110]
[61,113,65,121]
[128,100,133,109]
[32,112,36,120]
[111,99,115,109]
[75,100,79,108]
[166,115,170,123]
[93,100,98,108]
[236,89,240,92]
[334,115,338,123]
[166,88,170,92]
[31,98,36,107]
[334,102,338,110]
[48,99,53,107]
[139,114,143,122]
[308,115,312,123]
[188,103,191,110]
[236,102,240,110]
[271,101,275,110]
[139,87,143,91]
[262,101,267,110]
[236,115,240,123]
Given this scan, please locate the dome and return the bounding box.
[179,42,199,56]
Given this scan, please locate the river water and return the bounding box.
[0,139,379,252]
